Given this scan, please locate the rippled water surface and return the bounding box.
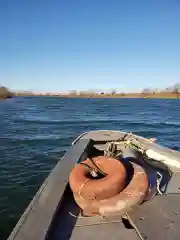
[0,97,180,239]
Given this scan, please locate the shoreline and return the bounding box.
[14,92,180,99]
[1,85,180,99]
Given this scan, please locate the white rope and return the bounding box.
[124,213,145,240]
[156,172,163,195]
[78,179,90,200]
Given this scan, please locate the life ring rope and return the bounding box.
[78,179,90,200]
[69,156,148,217]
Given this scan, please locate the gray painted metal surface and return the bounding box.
[165,173,180,194]
[48,188,140,240]
[8,130,180,240]
[129,194,180,240]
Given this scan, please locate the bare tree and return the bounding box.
[141,88,152,97]
[142,88,152,93]
[111,89,117,95]
[69,90,77,95]
[172,85,180,98]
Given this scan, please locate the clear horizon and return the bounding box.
[1,1,180,93]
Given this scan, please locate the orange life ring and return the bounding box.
[73,163,149,217]
[69,156,127,200]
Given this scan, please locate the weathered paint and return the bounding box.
[69,156,127,200]
[74,163,149,217]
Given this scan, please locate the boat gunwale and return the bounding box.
[7,138,93,240]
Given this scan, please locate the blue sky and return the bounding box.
[0,0,180,93]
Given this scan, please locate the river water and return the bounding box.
[0,97,180,239]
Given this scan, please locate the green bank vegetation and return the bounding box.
[0,86,14,99]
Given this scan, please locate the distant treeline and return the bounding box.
[68,83,180,98]
[0,86,13,99]
[1,83,180,99]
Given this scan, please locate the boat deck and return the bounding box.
[48,187,140,240]
[47,187,180,240]
[49,131,180,240]
[8,130,180,240]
